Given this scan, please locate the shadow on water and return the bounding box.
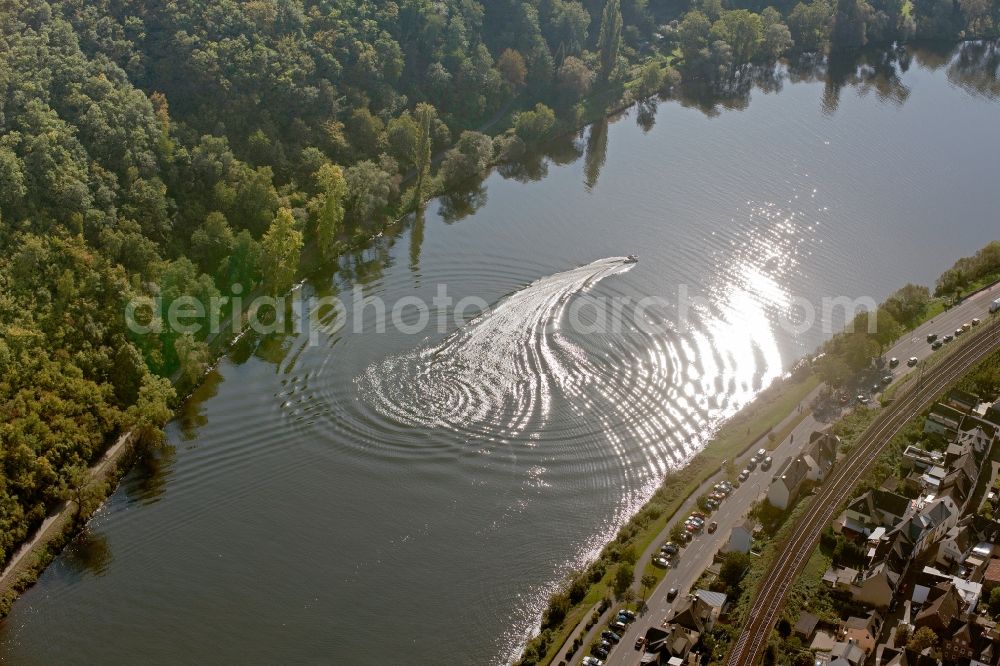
[122,443,178,506]
[62,529,113,577]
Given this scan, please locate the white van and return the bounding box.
[992,298,1000,314]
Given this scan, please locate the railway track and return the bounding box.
[726,320,1000,665]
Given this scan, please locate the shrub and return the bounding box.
[514,103,557,143]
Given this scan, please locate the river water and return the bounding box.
[1,43,998,665]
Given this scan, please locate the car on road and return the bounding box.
[907,357,919,367]
[708,521,718,533]
[926,334,937,343]
[583,657,604,666]
[634,636,645,650]
[889,357,900,367]
[932,340,943,350]
[738,469,750,482]
[761,455,772,471]
[667,587,679,601]
[602,630,621,644]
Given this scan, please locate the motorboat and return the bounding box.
[624,255,639,264]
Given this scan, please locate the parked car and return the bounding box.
[602,630,621,644]
[761,456,773,471]
[932,340,943,349]
[592,646,609,659]
[955,328,965,337]
[738,469,750,482]
[907,357,919,367]
[583,657,604,666]
[925,334,937,343]
[618,609,636,621]
[889,356,900,367]
[882,374,893,384]
[610,621,627,632]
[757,448,767,459]
[944,334,954,343]
[972,318,981,326]
[667,587,679,601]
[856,394,867,404]
[661,542,678,555]
[962,322,972,331]
[704,499,719,511]
[745,457,757,471]
[653,556,671,568]
[707,521,718,533]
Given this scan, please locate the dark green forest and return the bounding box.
[0,0,997,608]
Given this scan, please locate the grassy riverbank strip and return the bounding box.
[520,369,819,665]
[0,431,141,616]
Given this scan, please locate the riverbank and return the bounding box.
[518,268,1000,665]
[0,431,138,616]
[517,369,821,665]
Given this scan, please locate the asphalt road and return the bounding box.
[587,285,999,666]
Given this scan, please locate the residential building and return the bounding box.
[766,455,811,511]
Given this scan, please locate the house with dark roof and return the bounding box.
[804,430,839,481]
[841,489,911,537]
[947,389,981,413]
[670,595,714,634]
[793,611,819,641]
[939,457,977,509]
[766,455,811,511]
[925,402,966,437]
[936,521,978,567]
[913,581,962,632]
[641,624,699,663]
[852,561,901,609]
